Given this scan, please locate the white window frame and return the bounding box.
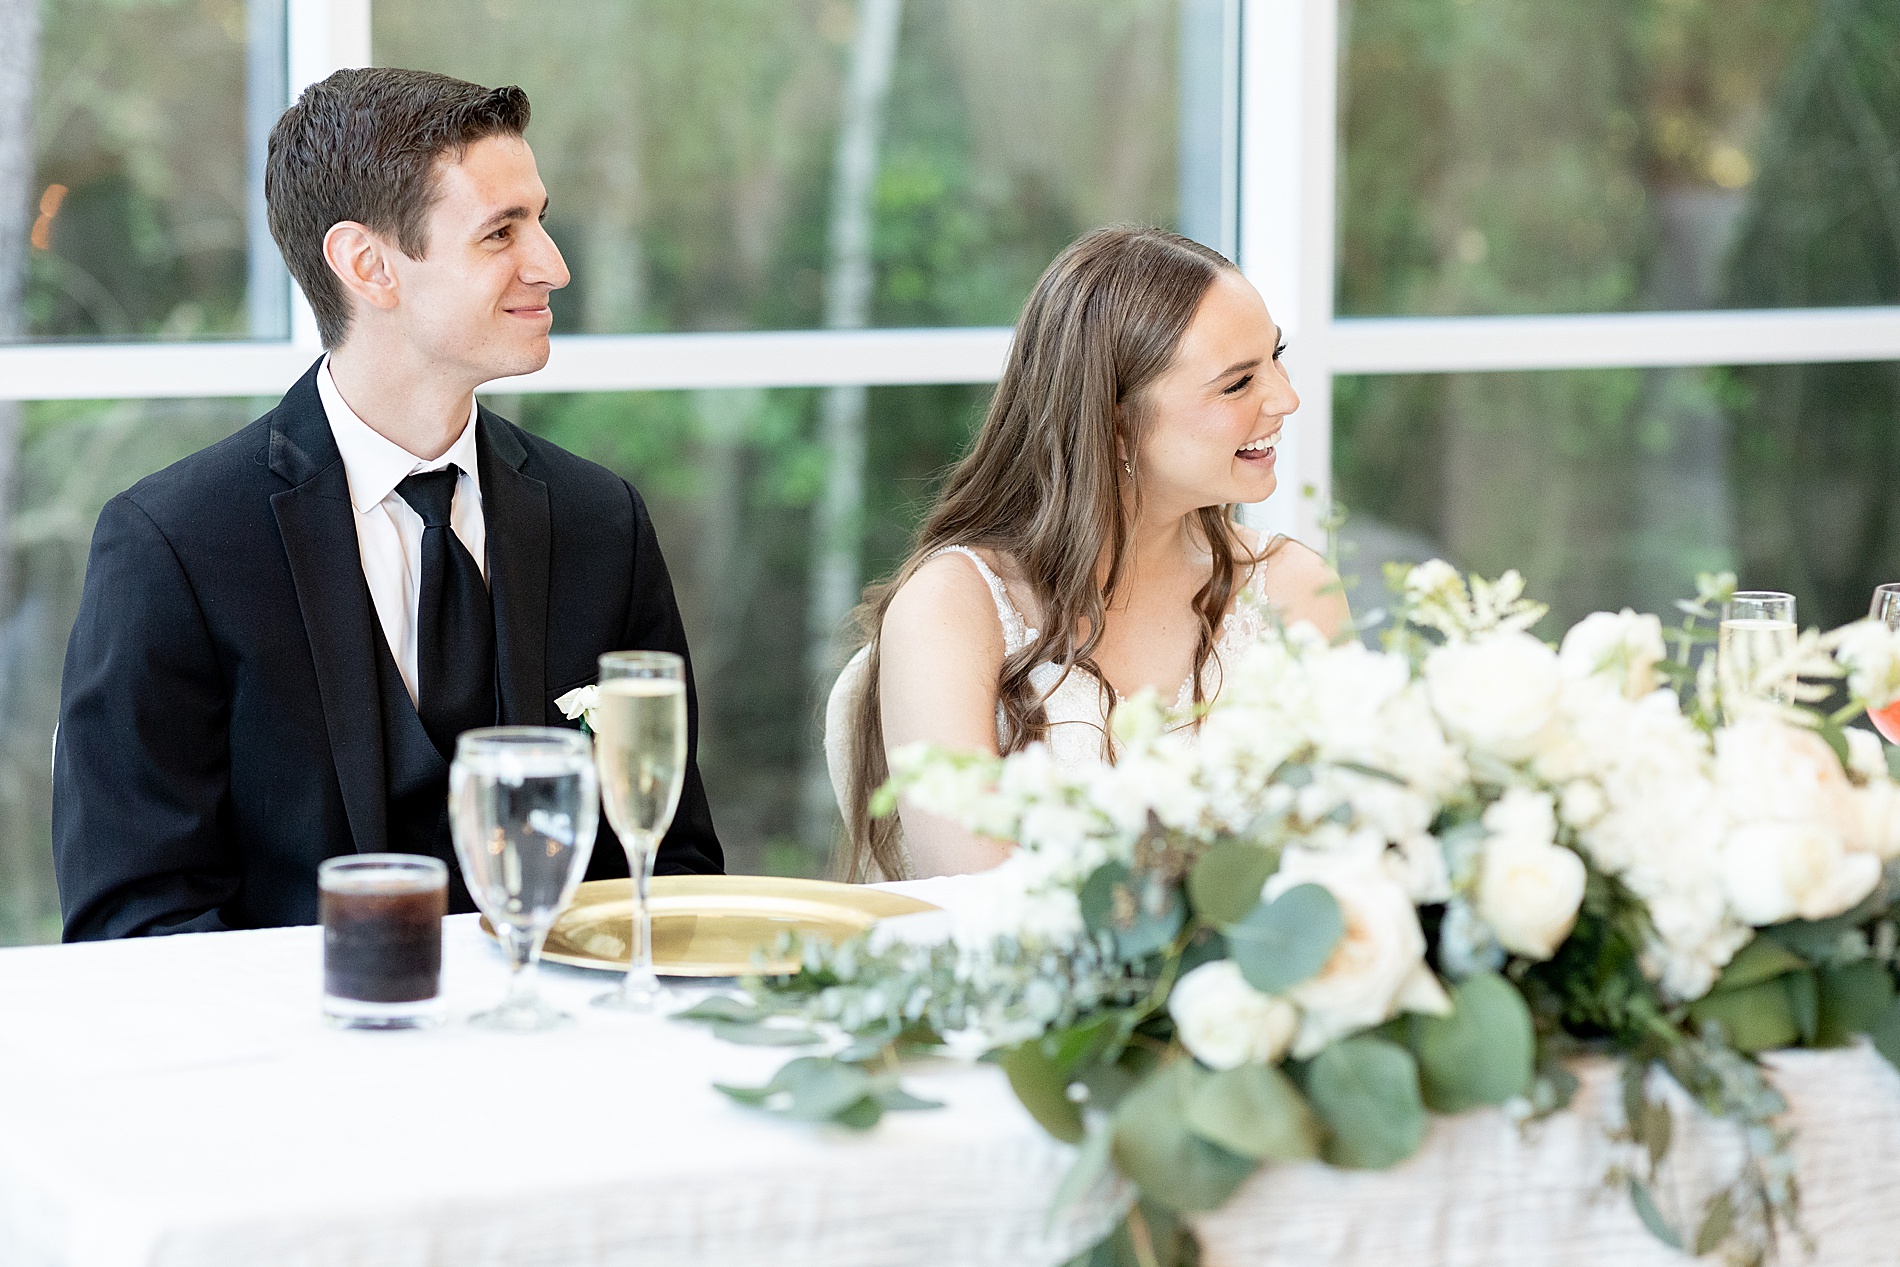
[4,0,1899,556]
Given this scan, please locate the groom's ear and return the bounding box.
[322,221,403,322]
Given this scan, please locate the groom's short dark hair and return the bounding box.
[266,67,532,349]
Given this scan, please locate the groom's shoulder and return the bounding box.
[116,409,282,531]
[489,413,649,520]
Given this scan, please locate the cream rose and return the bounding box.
[1169,960,1299,1070]
[1558,608,1667,699]
[1266,841,1451,1058]
[1476,835,1587,960]
[1425,630,1562,762]
[1720,820,1881,926]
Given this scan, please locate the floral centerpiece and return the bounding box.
[685,564,1900,1266]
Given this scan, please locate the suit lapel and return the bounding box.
[477,409,550,724]
[268,361,390,855]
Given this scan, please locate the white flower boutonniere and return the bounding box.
[555,684,601,734]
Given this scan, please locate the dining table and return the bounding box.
[2,874,1898,1267]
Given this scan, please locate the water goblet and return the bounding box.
[449,727,598,1031]
[590,650,688,1013]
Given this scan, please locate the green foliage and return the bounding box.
[1224,884,1345,995]
[1001,1039,1085,1143]
[1300,1037,1429,1170]
[1409,972,1535,1113]
[1108,1058,1258,1213]
[1183,1064,1322,1163]
[715,1054,942,1129]
[1185,841,1279,926]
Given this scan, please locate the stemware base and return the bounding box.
[467,997,574,1033]
[592,975,677,1014]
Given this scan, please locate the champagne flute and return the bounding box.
[1868,584,1900,743]
[450,727,598,1031]
[1718,590,1797,716]
[591,650,688,1013]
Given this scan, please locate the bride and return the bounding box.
[825,226,1348,881]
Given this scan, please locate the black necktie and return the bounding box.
[397,466,495,759]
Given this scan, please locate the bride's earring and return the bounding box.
[1122,459,1132,475]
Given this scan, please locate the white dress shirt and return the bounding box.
[317,358,486,707]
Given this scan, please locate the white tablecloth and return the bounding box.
[2,878,1898,1267]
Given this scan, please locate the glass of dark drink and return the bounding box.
[319,854,448,1029]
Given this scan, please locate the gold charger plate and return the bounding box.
[482,874,939,976]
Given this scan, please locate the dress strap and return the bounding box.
[928,545,1038,655]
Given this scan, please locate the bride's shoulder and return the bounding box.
[882,547,1009,663]
[1236,528,1349,638]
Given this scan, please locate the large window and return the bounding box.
[0,0,1894,946]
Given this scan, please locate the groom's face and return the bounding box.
[387,134,570,381]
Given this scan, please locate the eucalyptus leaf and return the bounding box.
[1714,936,1808,991]
[1187,840,1278,926]
[1050,1123,1114,1223]
[1816,961,1896,1046]
[871,1080,944,1113]
[1303,1037,1429,1170]
[1109,1059,1258,1212]
[717,1056,876,1124]
[1628,1177,1683,1249]
[1787,969,1820,1045]
[1114,877,1186,962]
[774,1057,876,1122]
[1867,996,1900,1071]
[674,995,768,1025]
[1643,1100,1673,1170]
[832,1096,884,1130]
[1184,1063,1322,1162]
[709,1019,824,1047]
[1003,1040,1086,1143]
[1686,977,1798,1052]
[1409,972,1534,1114]
[1227,884,1345,995]
[1080,863,1129,935]
[1694,1190,1735,1255]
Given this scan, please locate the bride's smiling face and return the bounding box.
[1129,268,1298,512]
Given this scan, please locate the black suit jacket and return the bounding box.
[52,361,723,939]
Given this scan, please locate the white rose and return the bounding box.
[553,683,600,729]
[1835,620,1900,710]
[1169,960,1300,1070]
[1266,841,1451,1058]
[1849,781,1900,861]
[1384,833,1453,904]
[1716,718,1861,846]
[1559,609,1667,699]
[1845,727,1889,785]
[1720,820,1881,926]
[1482,788,1559,850]
[1476,835,1587,960]
[1425,631,1562,762]
[1559,780,1608,830]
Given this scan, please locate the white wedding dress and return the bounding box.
[823,542,1278,879]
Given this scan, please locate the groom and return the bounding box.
[52,68,723,939]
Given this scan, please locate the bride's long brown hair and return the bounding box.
[836,226,1268,882]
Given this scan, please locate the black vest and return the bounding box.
[372,636,484,914]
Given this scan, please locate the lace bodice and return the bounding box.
[929,545,1272,767]
[821,540,1279,878]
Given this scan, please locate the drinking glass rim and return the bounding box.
[599,649,684,676]
[1723,590,1796,621]
[454,726,594,758]
[318,853,447,885]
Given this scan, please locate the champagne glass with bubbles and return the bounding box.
[1719,591,1798,718]
[1868,584,1900,743]
[450,727,598,1031]
[591,650,688,1012]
